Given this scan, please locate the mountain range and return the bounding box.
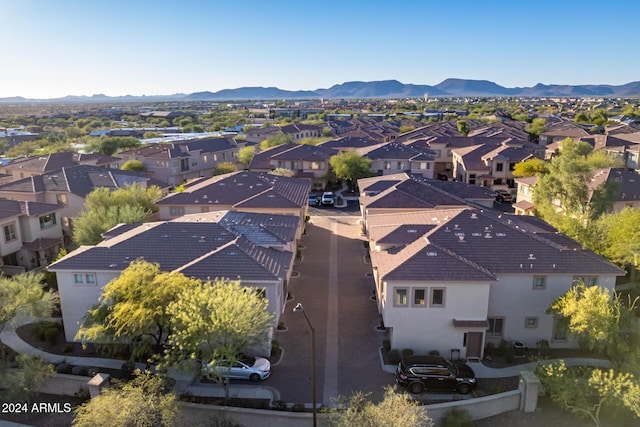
[2,79,640,103]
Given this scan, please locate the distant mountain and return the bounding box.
[2,79,640,103]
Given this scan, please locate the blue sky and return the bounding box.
[1,0,638,99]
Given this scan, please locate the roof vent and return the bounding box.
[528,254,536,260]
[453,224,460,229]
[470,212,478,219]
[407,229,417,233]
[530,264,534,269]
[426,251,438,256]
[444,227,450,232]
[472,232,481,237]
[496,232,506,237]
[109,263,118,268]
[553,264,556,269]
[161,234,170,238]
[458,235,465,242]
[484,233,493,239]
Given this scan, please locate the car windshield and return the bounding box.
[240,355,256,366]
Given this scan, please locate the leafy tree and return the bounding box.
[73,370,177,427]
[162,278,274,371]
[456,120,470,136]
[596,207,640,268]
[76,260,198,363]
[323,127,333,137]
[525,118,547,138]
[512,158,550,177]
[548,281,639,363]
[85,136,141,156]
[327,386,432,427]
[268,168,295,177]
[238,146,256,168]
[213,162,238,176]
[72,185,162,246]
[329,151,373,191]
[399,125,415,134]
[260,134,293,150]
[1,355,54,402]
[0,272,56,361]
[120,159,146,172]
[536,361,640,426]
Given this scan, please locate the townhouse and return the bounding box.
[0,199,64,275]
[48,210,300,342]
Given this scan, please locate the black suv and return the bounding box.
[395,355,476,394]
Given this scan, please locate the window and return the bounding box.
[56,194,68,206]
[496,163,504,172]
[521,185,530,196]
[509,162,516,171]
[3,223,17,242]
[384,161,391,170]
[39,213,57,229]
[430,288,445,307]
[397,161,405,170]
[552,317,569,341]
[412,288,427,306]
[573,276,597,286]
[169,207,184,216]
[310,161,323,170]
[394,288,408,307]
[469,174,476,185]
[487,317,504,336]
[85,274,96,285]
[525,317,538,328]
[533,276,546,289]
[74,274,83,284]
[201,207,209,213]
[278,160,286,169]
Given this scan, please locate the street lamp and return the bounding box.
[293,302,316,427]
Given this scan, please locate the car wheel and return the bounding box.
[408,381,424,394]
[249,373,261,382]
[457,383,471,394]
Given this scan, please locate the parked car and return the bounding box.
[202,355,271,382]
[495,190,514,203]
[308,194,319,206]
[321,192,335,205]
[395,355,476,394]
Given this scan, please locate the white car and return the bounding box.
[321,192,335,205]
[203,355,271,382]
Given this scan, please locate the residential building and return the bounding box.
[365,142,436,178]
[0,199,64,275]
[0,152,121,182]
[0,165,168,233]
[48,210,299,342]
[513,176,537,215]
[248,143,337,190]
[156,171,310,237]
[245,124,323,144]
[367,208,624,359]
[118,137,243,186]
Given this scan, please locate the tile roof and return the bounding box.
[268,143,337,162]
[368,208,624,282]
[0,199,60,220]
[0,165,161,197]
[364,179,466,210]
[365,142,434,161]
[48,218,294,282]
[589,168,640,203]
[4,152,120,172]
[157,171,310,210]
[119,137,239,159]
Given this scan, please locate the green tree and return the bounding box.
[268,168,295,177]
[76,260,198,363]
[323,127,333,137]
[120,159,146,172]
[512,158,550,177]
[327,386,432,427]
[1,355,54,402]
[162,279,274,371]
[238,146,256,168]
[260,134,293,150]
[329,151,373,191]
[86,136,141,155]
[399,125,415,134]
[72,185,162,246]
[525,118,547,139]
[548,281,639,363]
[213,162,238,176]
[457,120,470,136]
[0,272,56,361]
[73,370,177,427]
[597,207,640,268]
[536,361,640,426]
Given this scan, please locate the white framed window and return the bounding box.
[525,317,538,328]
[533,276,546,290]
[3,223,17,242]
[384,161,391,170]
[430,288,445,307]
[39,213,57,229]
[393,288,408,307]
[74,274,83,284]
[85,274,96,285]
[573,276,598,286]
[552,317,569,341]
[169,207,184,216]
[487,317,504,336]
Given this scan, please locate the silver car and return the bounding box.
[203,355,271,382]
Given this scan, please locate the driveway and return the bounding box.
[267,215,394,405]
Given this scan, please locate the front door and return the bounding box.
[466,332,483,360]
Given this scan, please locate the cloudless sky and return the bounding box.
[1,0,638,99]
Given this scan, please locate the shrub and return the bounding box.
[36,321,59,341]
[44,326,59,345]
[484,342,495,357]
[402,349,414,358]
[305,214,310,223]
[497,339,509,356]
[536,339,550,358]
[382,339,391,351]
[277,321,286,330]
[388,349,401,365]
[272,400,287,411]
[429,350,440,356]
[296,249,302,260]
[441,407,472,427]
[61,343,74,353]
[291,403,306,412]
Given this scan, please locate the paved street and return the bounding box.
[267,215,394,406]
